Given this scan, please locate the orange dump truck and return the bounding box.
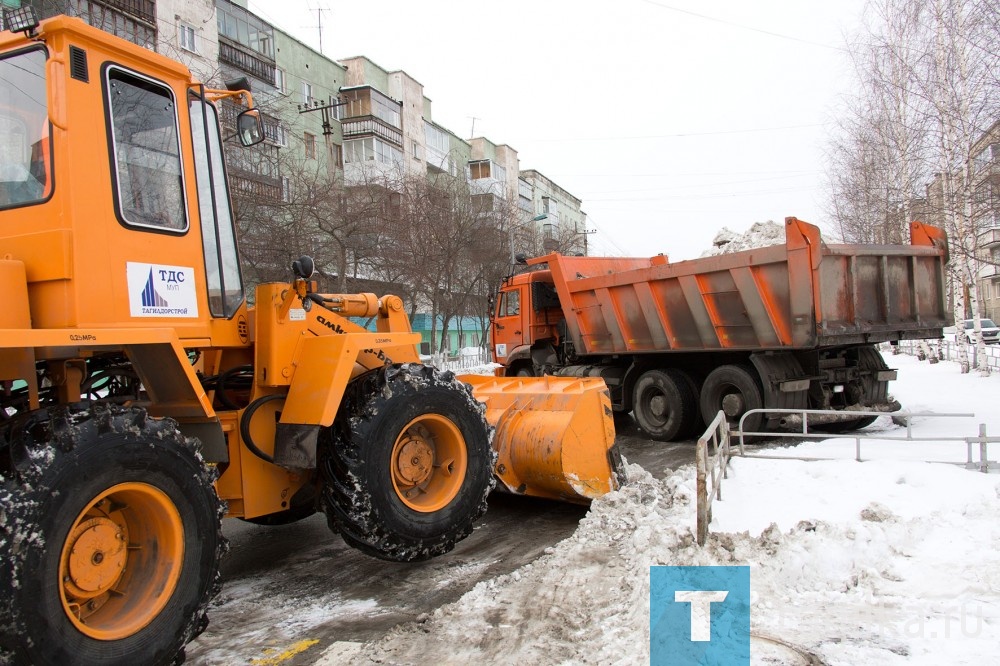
[492,217,949,440]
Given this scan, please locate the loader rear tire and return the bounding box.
[0,405,224,666]
[319,364,495,562]
[632,369,697,442]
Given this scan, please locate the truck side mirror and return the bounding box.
[236,109,265,146]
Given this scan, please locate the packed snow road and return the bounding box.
[184,417,692,665]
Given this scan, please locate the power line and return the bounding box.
[637,0,847,52]
[583,173,818,195]
[584,185,816,202]
[525,123,825,142]
[549,169,818,178]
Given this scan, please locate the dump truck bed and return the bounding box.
[530,218,948,355]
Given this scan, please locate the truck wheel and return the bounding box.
[632,369,697,441]
[699,365,764,435]
[0,405,223,666]
[319,364,495,562]
[849,346,889,429]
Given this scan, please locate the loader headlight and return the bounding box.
[4,6,40,34]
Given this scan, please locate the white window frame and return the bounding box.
[179,23,197,53]
[274,68,286,94]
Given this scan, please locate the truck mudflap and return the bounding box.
[458,374,624,504]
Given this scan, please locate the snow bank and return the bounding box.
[702,220,785,256]
[350,352,1000,665]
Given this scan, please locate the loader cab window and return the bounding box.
[0,47,51,210]
[189,96,244,317]
[106,67,187,232]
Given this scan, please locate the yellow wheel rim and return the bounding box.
[59,482,184,640]
[390,414,468,513]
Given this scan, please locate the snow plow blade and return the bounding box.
[458,375,625,504]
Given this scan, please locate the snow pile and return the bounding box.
[349,353,1000,665]
[703,220,785,256]
[358,465,697,665]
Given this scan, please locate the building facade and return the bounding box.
[923,119,1000,321]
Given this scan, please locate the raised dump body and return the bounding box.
[491,218,949,442]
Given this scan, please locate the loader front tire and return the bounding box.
[319,364,495,562]
[0,405,224,666]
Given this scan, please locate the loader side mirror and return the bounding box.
[292,256,315,279]
[236,109,265,147]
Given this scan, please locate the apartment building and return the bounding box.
[924,119,1000,320]
[10,0,590,261]
[520,169,588,255]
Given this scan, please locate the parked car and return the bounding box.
[949,318,1000,344]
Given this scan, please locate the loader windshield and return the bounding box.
[189,95,244,317]
[0,47,51,209]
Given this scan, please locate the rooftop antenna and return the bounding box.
[305,2,330,54]
[469,116,479,139]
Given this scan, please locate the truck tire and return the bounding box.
[319,364,495,562]
[632,369,697,441]
[0,405,224,666]
[840,346,890,431]
[699,364,764,435]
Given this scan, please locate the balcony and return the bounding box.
[342,116,402,147]
[95,0,154,23]
[219,36,276,86]
[32,0,156,49]
[228,169,282,202]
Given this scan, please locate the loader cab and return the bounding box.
[0,16,260,345]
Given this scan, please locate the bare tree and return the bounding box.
[828,0,1000,372]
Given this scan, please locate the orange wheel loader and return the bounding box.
[0,11,623,665]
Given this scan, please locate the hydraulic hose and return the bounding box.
[238,393,286,464]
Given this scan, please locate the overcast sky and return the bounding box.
[248,0,867,260]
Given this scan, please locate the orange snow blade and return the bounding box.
[459,375,624,504]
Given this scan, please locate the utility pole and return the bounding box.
[468,116,479,139]
[576,227,596,256]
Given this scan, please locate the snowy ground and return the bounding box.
[320,350,1000,665]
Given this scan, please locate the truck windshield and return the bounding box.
[0,47,51,209]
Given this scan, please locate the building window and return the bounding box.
[471,193,495,213]
[327,140,343,168]
[179,23,196,52]
[470,161,490,179]
[301,81,314,106]
[274,68,285,94]
[411,140,423,161]
[217,4,274,59]
[304,132,316,159]
[344,137,402,167]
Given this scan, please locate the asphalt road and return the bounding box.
[185,416,695,665]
